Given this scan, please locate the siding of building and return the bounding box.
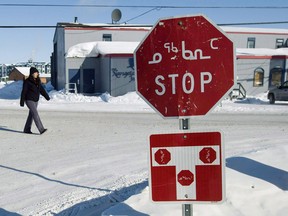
[222,27,288,49]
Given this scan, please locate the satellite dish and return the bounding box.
[112,9,122,23]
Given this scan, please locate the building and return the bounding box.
[222,26,288,49]
[52,23,150,95]
[235,48,288,96]
[0,62,51,81]
[52,22,288,96]
[66,41,137,95]
[223,26,288,96]
[9,67,50,84]
[0,64,9,78]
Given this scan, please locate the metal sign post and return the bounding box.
[182,203,193,216]
[180,118,193,216]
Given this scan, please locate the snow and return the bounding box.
[0,80,287,216]
[237,48,288,56]
[14,67,31,77]
[221,26,288,34]
[66,41,139,58]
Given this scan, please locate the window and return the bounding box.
[253,67,264,87]
[283,81,288,88]
[247,37,255,48]
[275,38,284,48]
[269,68,282,88]
[103,34,112,41]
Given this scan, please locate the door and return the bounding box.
[83,69,95,93]
[279,81,288,100]
[68,69,80,93]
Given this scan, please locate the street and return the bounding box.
[0,109,287,215]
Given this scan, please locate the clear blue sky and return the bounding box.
[1,0,288,63]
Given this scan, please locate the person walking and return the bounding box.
[20,67,50,134]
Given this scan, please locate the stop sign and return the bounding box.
[155,149,171,165]
[177,170,194,186]
[135,15,234,118]
[199,147,217,164]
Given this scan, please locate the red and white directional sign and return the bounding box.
[135,15,235,118]
[149,132,225,203]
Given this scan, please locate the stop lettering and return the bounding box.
[155,72,212,96]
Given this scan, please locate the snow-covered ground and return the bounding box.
[0,81,287,216]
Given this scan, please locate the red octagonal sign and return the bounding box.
[177,170,194,186]
[135,15,235,118]
[199,147,217,164]
[155,149,171,165]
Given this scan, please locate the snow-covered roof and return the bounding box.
[13,67,50,77]
[237,48,288,56]
[221,26,288,34]
[66,41,139,58]
[15,67,30,76]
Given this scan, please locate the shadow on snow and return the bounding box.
[56,181,149,216]
[226,156,288,191]
[0,208,21,216]
[0,164,148,215]
[0,126,23,134]
[0,164,112,192]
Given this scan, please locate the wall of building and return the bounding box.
[110,56,135,96]
[66,57,101,93]
[53,27,66,90]
[66,55,136,96]
[225,31,288,49]
[236,57,270,95]
[235,56,288,96]
[64,28,149,50]
[9,71,25,81]
[99,57,110,94]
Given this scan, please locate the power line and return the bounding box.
[1,3,287,25]
[122,7,161,24]
[0,4,288,9]
[0,20,288,29]
[0,25,57,28]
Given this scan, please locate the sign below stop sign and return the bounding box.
[149,131,225,203]
[135,15,235,118]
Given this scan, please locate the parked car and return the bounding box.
[267,81,288,104]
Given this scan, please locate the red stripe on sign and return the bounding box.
[196,165,222,201]
[151,166,177,201]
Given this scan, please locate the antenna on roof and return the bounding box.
[111,9,122,24]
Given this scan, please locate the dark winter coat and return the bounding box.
[20,76,50,106]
